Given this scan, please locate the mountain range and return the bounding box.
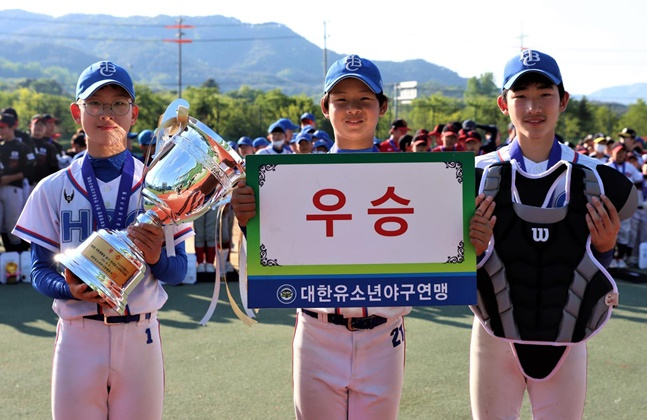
[0,10,643,105]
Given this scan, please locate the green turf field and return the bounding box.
[1,279,645,419]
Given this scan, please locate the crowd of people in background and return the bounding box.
[230,113,647,274]
[573,127,647,268]
[0,108,67,252]
[2,101,646,274]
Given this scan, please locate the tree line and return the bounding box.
[1,73,646,149]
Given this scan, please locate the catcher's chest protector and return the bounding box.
[472,160,618,347]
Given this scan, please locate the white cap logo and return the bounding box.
[99,61,118,77]
[520,50,541,67]
[344,54,363,72]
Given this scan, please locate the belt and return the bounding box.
[84,313,152,325]
[302,309,388,331]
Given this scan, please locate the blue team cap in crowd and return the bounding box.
[313,130,331,141]
[313,139,330,151]
[324,54,383,94]
[300,112,316,123]
[301,125,316,134]
[276,117,299,131]
[291,132,312,144]
[502,49,562,91]
[253,137,270,148]
[237,136,253,147]
[137,129,155,145]
[268,121,286,134]
[228,140,238,150]
[76,61,136,100]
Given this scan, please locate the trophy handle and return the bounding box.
[155,99,190,154]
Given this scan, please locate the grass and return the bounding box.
[1,278,646,419]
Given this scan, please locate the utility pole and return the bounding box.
[323,21,328,88]
[517,26,528,51]
[164,18,194,98]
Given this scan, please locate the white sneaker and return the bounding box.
[206,264,215,273]
[609,259,619,268]
[197,263,206,273]
[617,259,627,269]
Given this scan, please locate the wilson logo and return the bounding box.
[531,227,549,242]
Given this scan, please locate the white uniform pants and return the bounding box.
[51,315,164,420]
[469,317,587,420]
[293,312,405,420]
[0,185,25,245]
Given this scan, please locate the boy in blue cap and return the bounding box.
[469,50,637,419]
[276,117,299,152]
[233,54,407,419]
[252,136,270,153]
[299,112,316,129]
[13,60,193,420]
[257,121,292,155]
[232,54,496,420]
[237,136,254,157]
[291,131,313,154]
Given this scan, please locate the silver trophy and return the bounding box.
[56,99,245,314]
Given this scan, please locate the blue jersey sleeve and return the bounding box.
[149,242,188,285]
[31,244,75,300]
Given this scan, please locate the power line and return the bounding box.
[0,31,301,43]
[0,32,300,43]
[0,15,280,29]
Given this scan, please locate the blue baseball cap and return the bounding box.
[324,54,383,94]
[237,136,253,147]
[268,121,286,134]
[137,129,155,146]
[76,61,135,100]
[276,117,299,131]
[253,137,270,148]
[291,132,312,144]
[313,139,330,151]
[300,112,316,123]
[301,125,316,134]
[313,130,331,141]
[502,50,562,91]
[228,140,238,150]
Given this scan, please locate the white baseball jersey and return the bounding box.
[13,152,194,420]
[255,145,291,155]
[605,160,643,184]
[13,154,193,319]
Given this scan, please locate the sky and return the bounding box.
[3,0,647,100]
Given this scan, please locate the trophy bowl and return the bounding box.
[56,99,245,314]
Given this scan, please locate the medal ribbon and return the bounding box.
[509,137,562,172]
[81,153,135,230]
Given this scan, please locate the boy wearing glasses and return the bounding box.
[13,61,193,420]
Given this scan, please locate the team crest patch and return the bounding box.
[277,284,297,304]
[63,189,75,203]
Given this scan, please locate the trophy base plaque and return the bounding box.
[56,229,146,315]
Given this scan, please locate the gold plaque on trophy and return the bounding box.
[81,235,138,287]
